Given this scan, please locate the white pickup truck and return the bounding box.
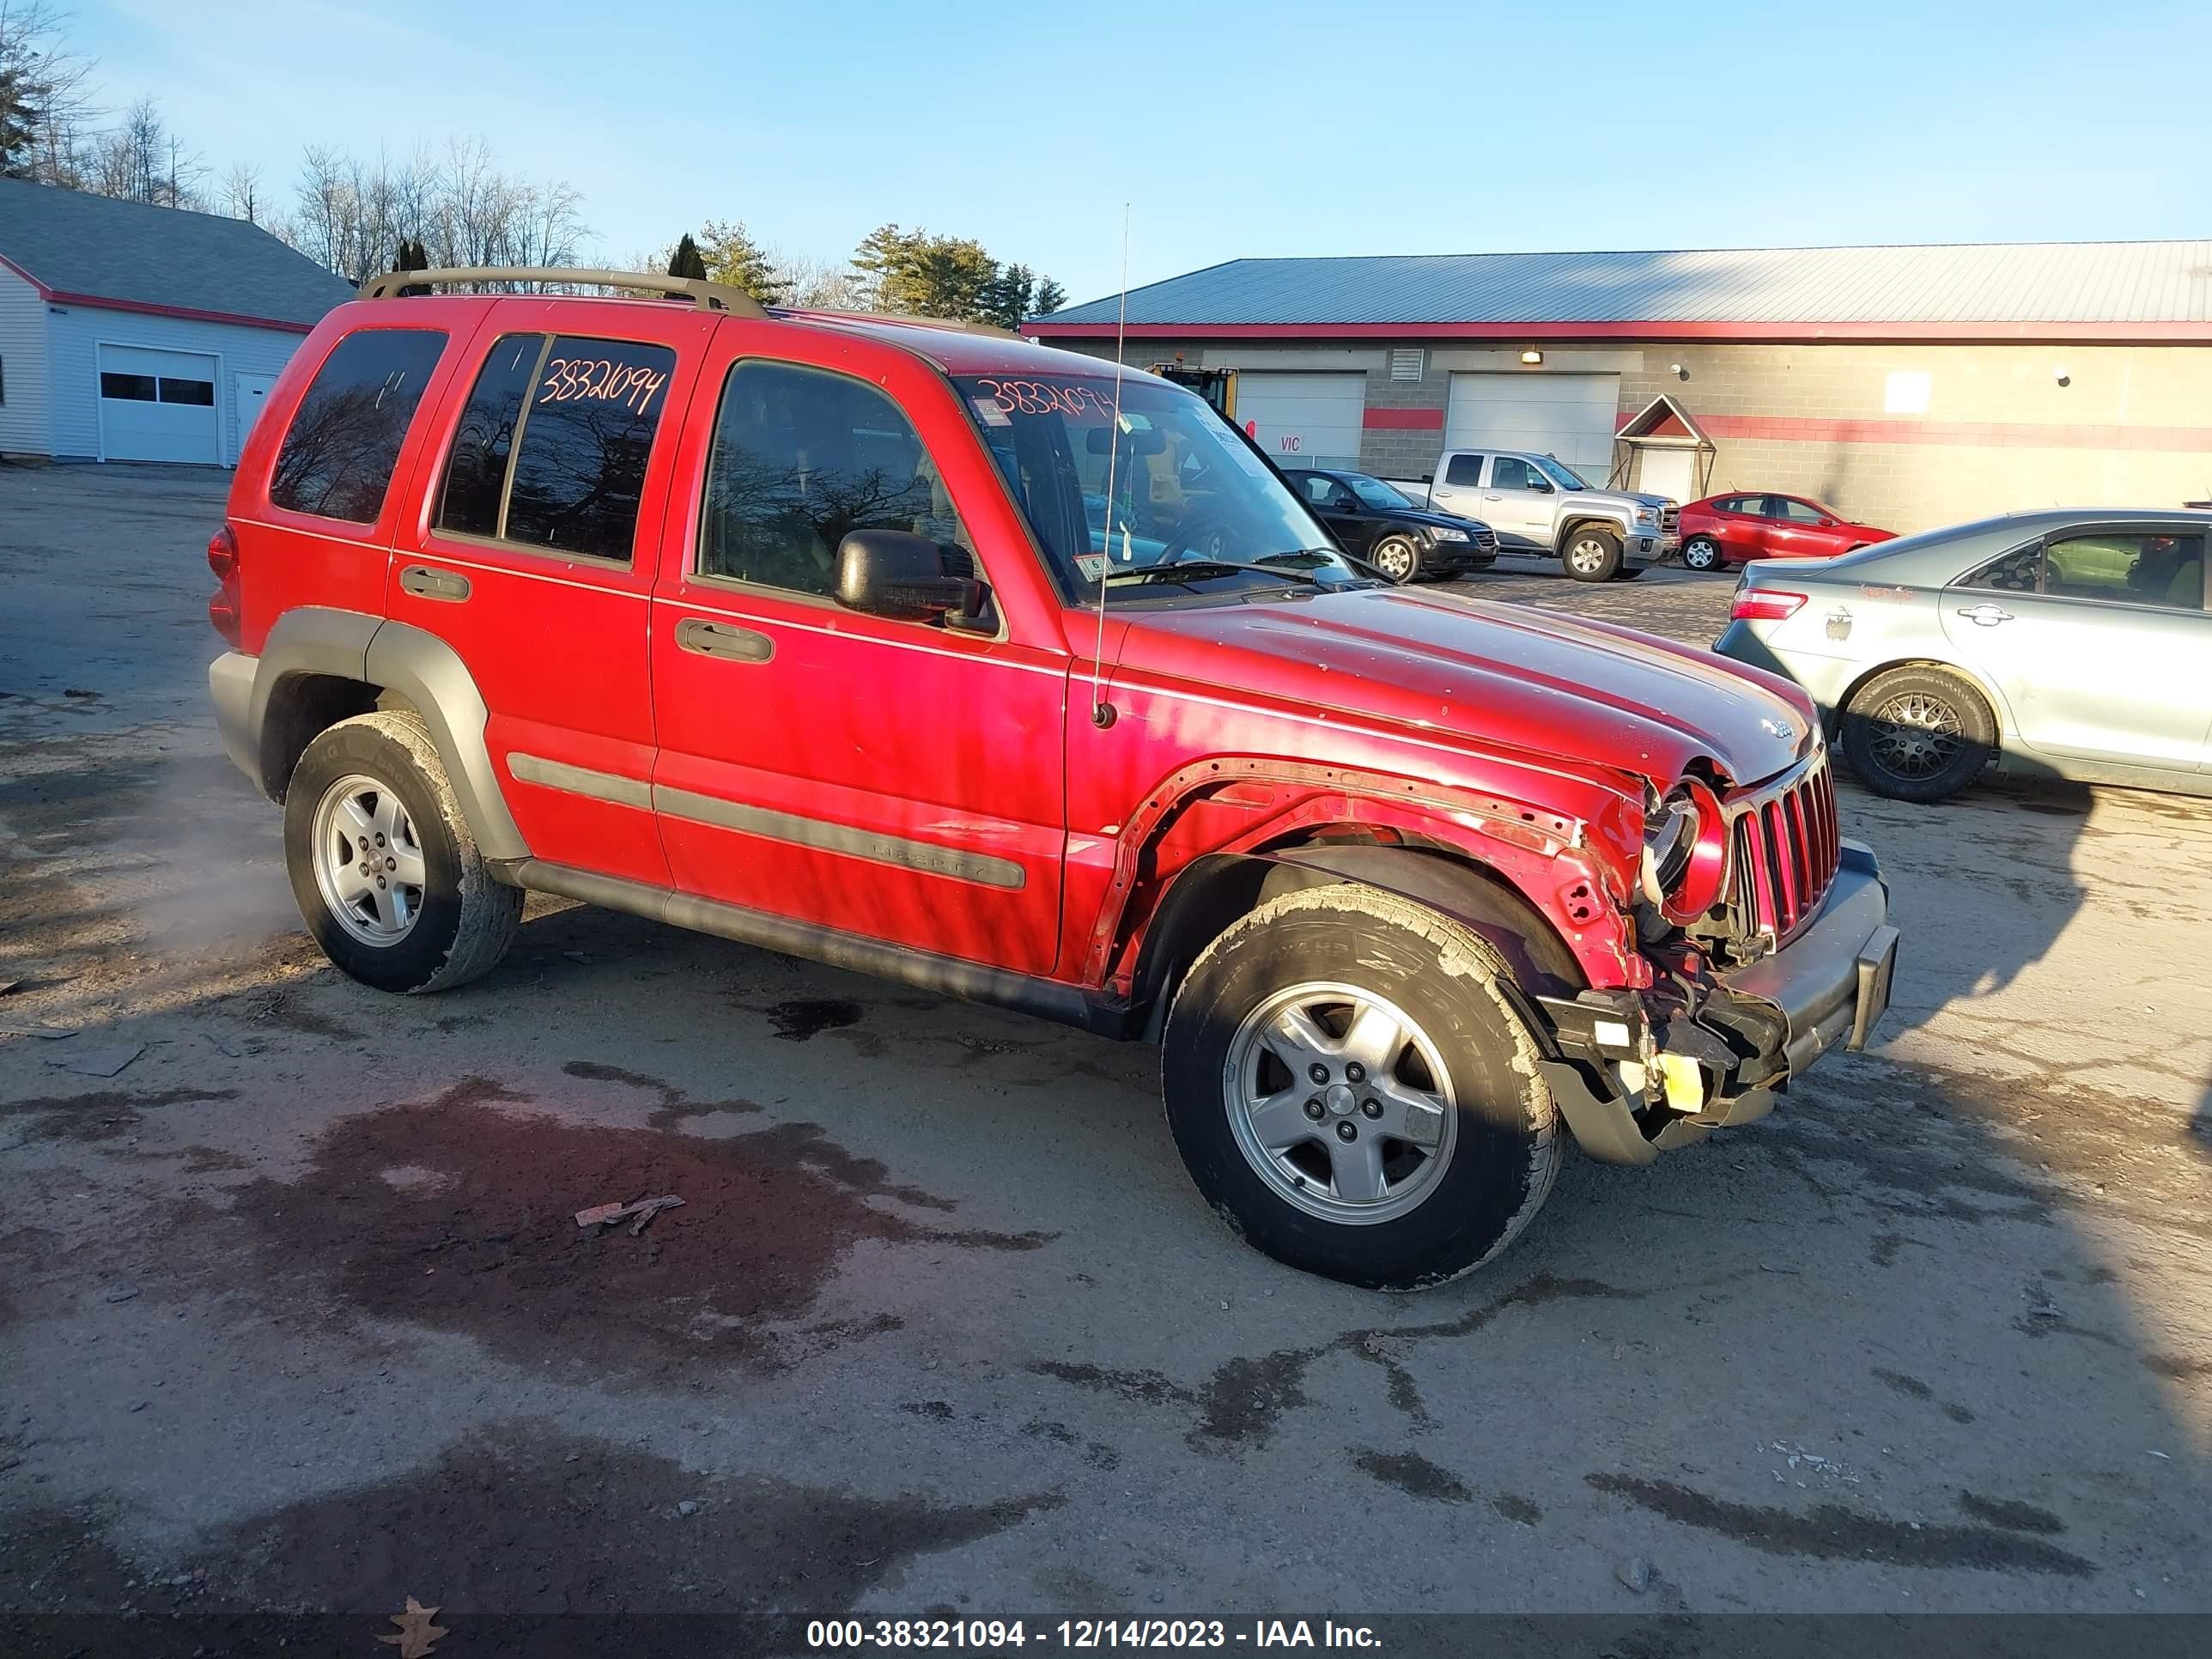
[1387,450,1679,582]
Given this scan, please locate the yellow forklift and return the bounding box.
[1149,362,1237,422]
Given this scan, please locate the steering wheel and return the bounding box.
[1158,510,1236,564]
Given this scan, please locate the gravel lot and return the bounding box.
[3,464,2208,1635]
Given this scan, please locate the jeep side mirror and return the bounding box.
[834,529,988,628]
[1528,477,1553,494]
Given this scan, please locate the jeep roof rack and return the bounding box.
[358,266,768,318]
[779,307,1022,342]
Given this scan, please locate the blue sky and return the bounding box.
[70,0,2212,304]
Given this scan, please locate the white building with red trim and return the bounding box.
[1024,243,2212,532]
[0,178,354,468]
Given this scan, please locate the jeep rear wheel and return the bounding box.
[285,712,522,993]
[1562,526,1623,582]
[1370,535,1419,584]
[1162,884,1560,1289]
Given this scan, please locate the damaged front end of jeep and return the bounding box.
[1530,738,1899,1165]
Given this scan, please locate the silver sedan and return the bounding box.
[1712,508,2211,802]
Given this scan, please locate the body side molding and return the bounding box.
[512,860,1121,1034]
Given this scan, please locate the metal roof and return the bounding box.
[1030,244,2212,342]
[0,177,356,331]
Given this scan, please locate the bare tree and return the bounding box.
[283,135,589,288]
[770,250,864,311]
[219,158,261,222]
[0,0,94,181]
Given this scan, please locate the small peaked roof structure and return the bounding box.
[1617,393,1711,447]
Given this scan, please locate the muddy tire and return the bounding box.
[1161,884,1560,1290]
[284,711,522,994]
[1681,535,1723,572]
[1562,526,1623,582]
[1370,535,1420,585]
[1839,665,1997,803]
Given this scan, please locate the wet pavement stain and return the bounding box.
[1957,1491,2066,1535]
[1350,1449,1470,1504]
[764,999,864,1042]
[1491,1492,1542,1524]
[9,1426,1060,1617]
[235,1075,1054,1376]
[0,1086,235,1146]
[1869,1367,1976,1425]
[1584,1474,2092,1576]
[561,1060,760,1132]
[1031,1273,1643,1454]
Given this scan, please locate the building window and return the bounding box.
[158,377,216,406]
[100,372,159,402]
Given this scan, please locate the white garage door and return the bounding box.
[98,344,221,465]
[1235,372,1364,471]
[1445,372,1618,481]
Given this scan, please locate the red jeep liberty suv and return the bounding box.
[205,268,1898,1290]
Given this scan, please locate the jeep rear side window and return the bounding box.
[501,335,678,563]
[697,361,970,598]
[1444,453,1482,486]
[270,328,447,524]
[436,333,540,539]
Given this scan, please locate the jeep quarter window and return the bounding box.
[698,361,972,597]
[269,327,447,523]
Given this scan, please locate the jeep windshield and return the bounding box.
[954,372,1366,602]
[1533,455,1592,491]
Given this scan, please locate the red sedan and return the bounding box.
[1676,492,1897,570]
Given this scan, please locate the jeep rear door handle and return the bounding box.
[399,565,471,603]
[675,617,774,664]
[1956,603,2014,627]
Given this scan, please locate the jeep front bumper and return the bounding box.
[1533,841,1897,1165]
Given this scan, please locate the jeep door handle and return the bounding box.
[675,617,774,664]
[1956,603,2014,627]
[399,565,471,603]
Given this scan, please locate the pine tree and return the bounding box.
[696,219,784,304]
[666,233,708,281]
[1030,277,1067,319]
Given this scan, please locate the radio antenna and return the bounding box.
[1090,202,1131,730]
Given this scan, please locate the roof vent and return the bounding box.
[1389,348,1425,381]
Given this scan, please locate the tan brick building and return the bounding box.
[1025,245,2212,534]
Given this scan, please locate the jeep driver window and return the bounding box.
[698,362,971,597]
[2045,532,2205,610]
[270,328,447,523]
[502,335,678,562]
[1490,457,1537,490]
[1444,453,1482,486]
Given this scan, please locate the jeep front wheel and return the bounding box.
[1162,884,1560,1289]
[1562,526,1623,582]
[284,711,522,994]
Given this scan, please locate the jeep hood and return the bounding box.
[1114,585,1814,790]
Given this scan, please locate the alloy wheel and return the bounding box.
[1221,981,1458,1224]
[1867,692,1964,781]
[309,773,428,946]
[1372,539,1414,581]
[1568,538,1609,574]
[1684,538,1720,570]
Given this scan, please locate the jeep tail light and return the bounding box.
[1730,588,1807,623]
[207,523,242,647]
[1642,776,1730,924]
